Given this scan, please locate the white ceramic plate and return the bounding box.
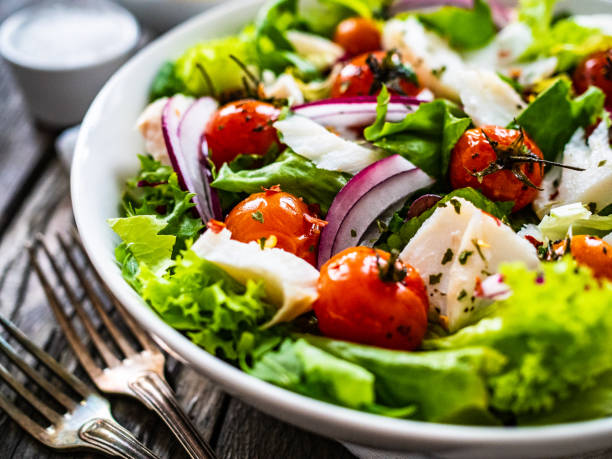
[73,1,612,457]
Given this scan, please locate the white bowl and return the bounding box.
[0,0,140,126]
[72,1,612,457]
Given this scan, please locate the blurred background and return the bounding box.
[0,0,218,167]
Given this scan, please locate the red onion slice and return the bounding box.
[406,194,442,219]
[292,95,425,129]
[318,155,435,268]
[162,96,222,222]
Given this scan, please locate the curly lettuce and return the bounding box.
[427,258,612,416]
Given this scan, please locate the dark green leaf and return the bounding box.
[211,150,350,214]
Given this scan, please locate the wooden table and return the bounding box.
[0,2,354,457]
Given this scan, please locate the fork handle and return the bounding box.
[129,372,217,459]
[80,418,159,459]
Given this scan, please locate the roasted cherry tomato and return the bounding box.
[330,50,420,98]
[205,99,281,169]
[224,187,324,265]
[573,49,612,111]
[314,247,428,350]
[333,17,381,58]
[449,126,544,212]
[554,235,612,281]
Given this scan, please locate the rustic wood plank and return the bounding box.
[0,160,228,458]
[215,398,354,459]
[0,57,54,236]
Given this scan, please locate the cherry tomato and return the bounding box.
[224,187,324,265]
[205,99,281,169]
[556,235,612,281]
[330,50,420,98]
[449,126,544,212]
[333,17,381,58]
[314,247,428,350]
[573,49,612,111]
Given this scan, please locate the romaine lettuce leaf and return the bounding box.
[514,79,605,161]
[211,150,350,214]
[517,0,556,38]
[139,249,275,360]
[427,258,612,416]
[301,335,505,424]
[247,338,379,410]
[377,187,514,251]
[539,202,612,241]
[418,0,496,51]
[364,86,471,179]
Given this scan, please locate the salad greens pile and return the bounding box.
[110,0,612,428]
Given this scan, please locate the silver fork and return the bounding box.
[0,313,158,458]
[28,231,217,459]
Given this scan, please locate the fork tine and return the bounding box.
[0,314,92,400]
[36,236,121,368]
[0,392,50,444]
[0,360,62,425]
[71,229,158,352]
[0,332,76,411]
[57,233,137,358]
[27,244,103,382]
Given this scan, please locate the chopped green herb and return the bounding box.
[308,245,315,253]
[251,211,264,223]
[449,198,462,214]
[429,273,443,285]
[598,160,607,167]
[588,202,597,213]
[459,250,473,265]
[457,289,468,301]
[441,248,454,265]
[471,239,486,261]
[376,219,388,233]
[350,229,357,238]
[259,237,267,249]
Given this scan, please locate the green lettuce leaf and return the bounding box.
[254,0,319,79]
[364,86,471,179]
[139,249,275,360]
[173,33,255,97]
[515,79,605,161]
[518,0,612,71]
[418,0,496,51]
[109,215,175,277]
[111,156,204,288]
[211,150,350,214]
[539,202,612,241]
[517,0,556,38]
[377,187,513,251]
[518,370,612,425]
[149,61,187,101]
[301,335,505,424]
[427,258,612,416]
[247,338,380,410]
[522,20,612,71]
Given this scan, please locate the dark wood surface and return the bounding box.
[0,2,354,457]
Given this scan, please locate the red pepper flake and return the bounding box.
[207,219,226,233]
[525,235,543,249]
[474,276,484,297]
[304,214,328,227]
[263,184,282,195]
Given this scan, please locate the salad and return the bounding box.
[111,0,612,425]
